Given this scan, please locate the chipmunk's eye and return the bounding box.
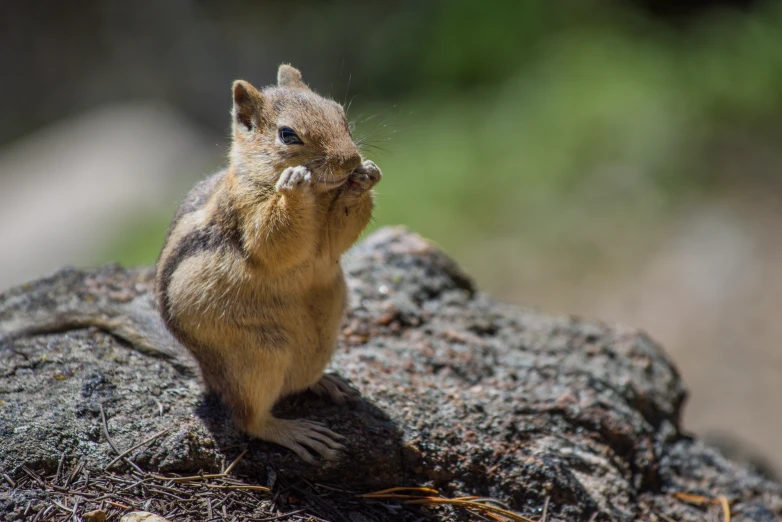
[278,126,303,145]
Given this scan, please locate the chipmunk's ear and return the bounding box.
[277,64,309,91]
[232,80,264,132]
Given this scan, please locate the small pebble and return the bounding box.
[82,510,107,522]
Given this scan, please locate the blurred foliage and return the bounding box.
[97,0,782,282]
[348,1,782,264]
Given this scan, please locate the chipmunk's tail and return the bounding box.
[0,266,196,374]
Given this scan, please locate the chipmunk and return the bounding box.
[0,64,381,462]
[156,64,381,461]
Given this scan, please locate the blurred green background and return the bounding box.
[2,0,782,476]
[94,1,782,293]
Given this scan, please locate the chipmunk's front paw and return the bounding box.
[276,166,312,192]
[345,160,382,195]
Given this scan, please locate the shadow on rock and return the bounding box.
[194,383,406,485]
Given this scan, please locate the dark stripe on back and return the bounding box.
[156,170,227,269]
[158,225,218,325]
[157,217,245,325]
[156,170,245,328]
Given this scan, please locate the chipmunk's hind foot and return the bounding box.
[308,373,359,405]
[252,416,345,463]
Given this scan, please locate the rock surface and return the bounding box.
[1,227,781,521]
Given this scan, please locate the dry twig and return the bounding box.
[363,487,535,522]
[151,449,248,483]
[672,492,731,522]
[105,426,173,470]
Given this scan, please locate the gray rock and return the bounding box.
[1,227,780,521]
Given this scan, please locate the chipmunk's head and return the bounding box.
[229,64,360,191]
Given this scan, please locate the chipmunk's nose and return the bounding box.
[334,151,361,174]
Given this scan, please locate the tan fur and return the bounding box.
[154,65,381,462]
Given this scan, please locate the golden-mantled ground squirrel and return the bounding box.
[156,64,381,461]
[1,64,381,462]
